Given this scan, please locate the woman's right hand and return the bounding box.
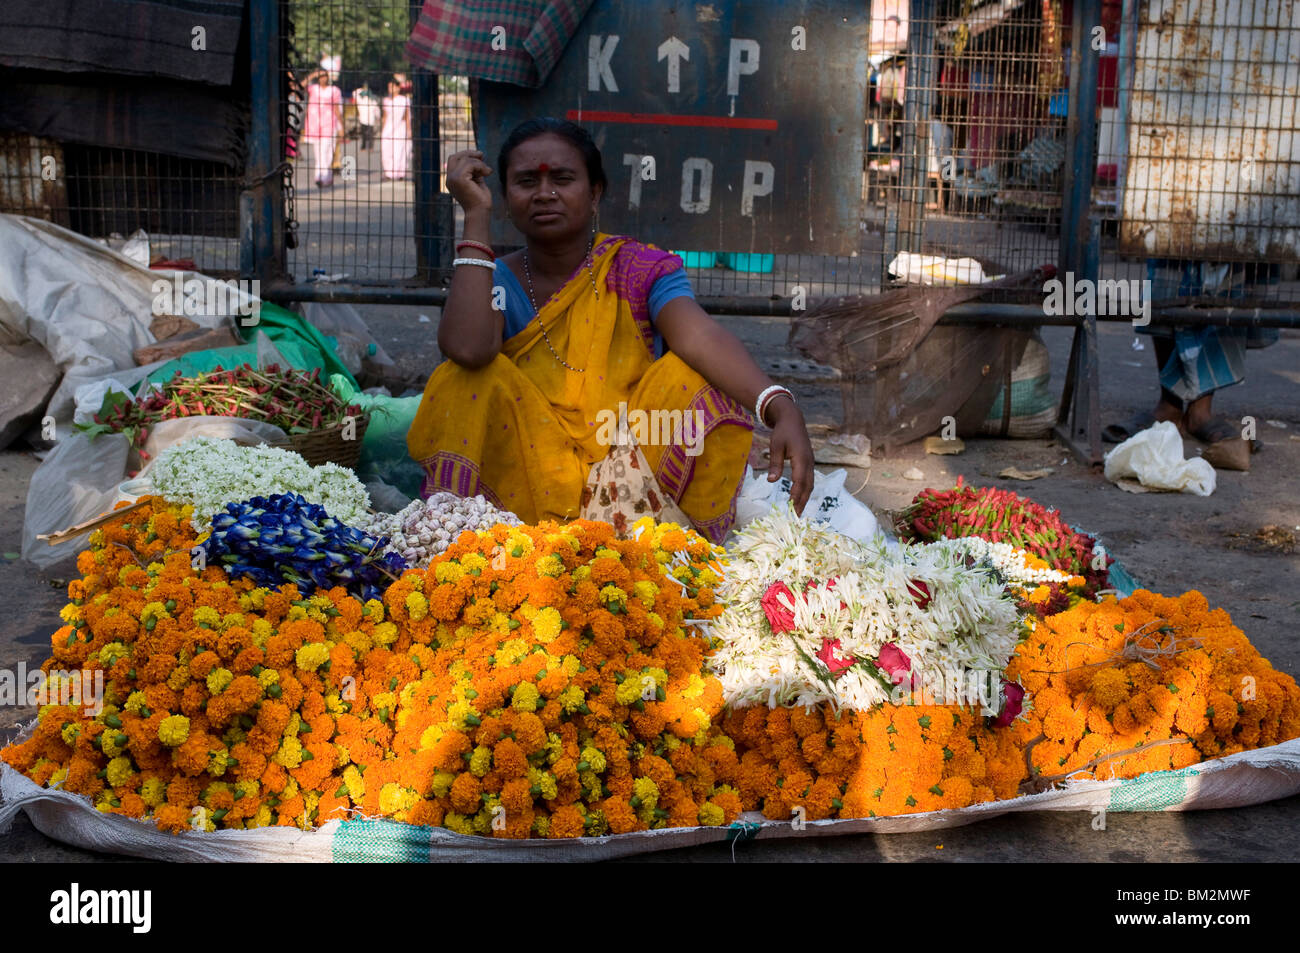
[445,149,493,214]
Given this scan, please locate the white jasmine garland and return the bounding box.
[364,492,522,567]
[152,437,371,529]
[710,505,1026,712]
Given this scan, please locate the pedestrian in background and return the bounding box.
[354,85,380,151]
[381,76,412,181]
[303,70,343,188]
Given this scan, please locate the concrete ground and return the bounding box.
[2,303,1297,863]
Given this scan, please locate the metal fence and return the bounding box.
[5,0,1296,314]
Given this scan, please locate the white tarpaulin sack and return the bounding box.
[5,725,1297,863]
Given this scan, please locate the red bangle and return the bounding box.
[455,240,495,260]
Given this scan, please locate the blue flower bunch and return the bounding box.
[205,493,408,601]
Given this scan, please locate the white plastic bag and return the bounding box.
[301,301,394,376]
[22,417,289,567]
[21,432,131,568]
[1104,421,1216,496]
[733,466,883,543]
[887,251,1004,285]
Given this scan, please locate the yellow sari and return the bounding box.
[406,235,753,541]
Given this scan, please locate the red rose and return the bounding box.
[907,579,932,611]
[877,642,913,685]
[995,680,1026,727]
[760,581,797,633]
[816,638,855,677]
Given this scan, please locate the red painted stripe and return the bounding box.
[566,109,777,131]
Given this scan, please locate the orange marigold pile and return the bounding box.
[1004,589,1300,786]
[367,518,742,838]
[2,497,416,832]
[721,703,1025,819]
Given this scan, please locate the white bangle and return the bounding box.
[755,385,794,426]
[452,257,496,269]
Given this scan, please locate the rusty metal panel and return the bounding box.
[1119,0,1300,261]
[0,133,68,225]
[474,0,868,255]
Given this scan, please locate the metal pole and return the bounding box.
[1055,0,1103,466]
[410,3,452,281]
[242,0,284,284]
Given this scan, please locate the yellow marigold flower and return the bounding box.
[499,638,529,665]
[236,779,260,800]
[166,665,190,692]
[221,612,245,630]
[470,745,493,777]
[141,778,167,808]
[533,815,551,837]
[379,783,419,816]
[682,673,706,700]
[633,580,659,609]
[558,685,585,713]
[158,714,190,747]
[572,565,592,582]
[560,655,580,677]
[124,691,148,714]
[459,553,487,574]
[295,642,330,672]
[444,812,474,836]
[488,611,513,635]
[506,532,533,556]
[647,611,665,630]
[250,618,273,645]
[544,732,564,764]
[274,736,304,769]
[512,682,541,712]
[420,723,444,750]
[207,749,231,777]
[371,691,396,713]
[633,777,660,812]
[594,547,621,562]
[258,669,279,690]
[250,805,273,829]
[600,584,628,609]
[447,699,478,730]
[373,621,398,646]
[662,735,681,752]
[364,598,385,621]
[579,746,607,773]
[206,667,234,694]
[615,677,647,706]
[193,606,221,629]
[60,723,80,746]
[344,629,372,655]
[343,765,366,802]
[245,588,268,610]
[405,591,429,621]
[698,802,725,826]
[697,567,719,587]
[427,770,454,798]
[105,756,134,789]
[532,607,563,644]
[536,554,565,578]
[95,791,116,813]
[537,772,558,800]
[140,601,169,622]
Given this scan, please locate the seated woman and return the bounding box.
[407,118,813,542]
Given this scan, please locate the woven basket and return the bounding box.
[286,413,370,469]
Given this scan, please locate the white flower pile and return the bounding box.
[364,492,522,567]
[152,437,371,529]
[945,537,1074,586]
[710,505,1024,712]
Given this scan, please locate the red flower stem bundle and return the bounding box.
[897,475,1110,594]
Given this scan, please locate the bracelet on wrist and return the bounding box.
[452,257,496,270]
[455,239,495,260]
[755,385,796,427]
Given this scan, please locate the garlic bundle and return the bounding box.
[365,492,522,568]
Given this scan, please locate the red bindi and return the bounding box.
[537,163,550,173]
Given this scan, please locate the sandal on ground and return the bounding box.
[1188,415,1240,445]
[1102,411,1182,443]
